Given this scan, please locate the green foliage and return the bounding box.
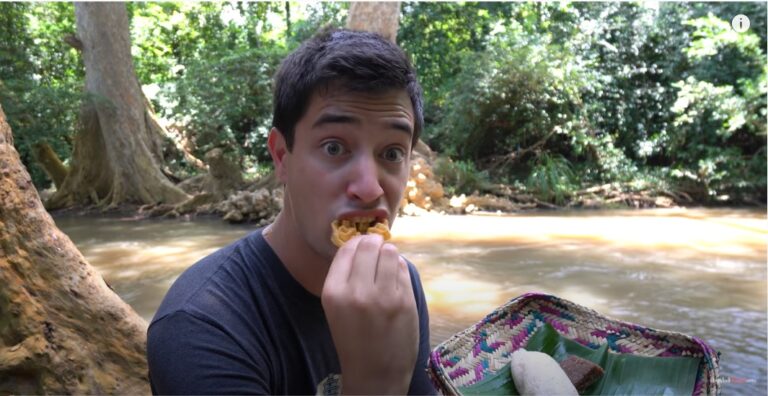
[128,2,186,85]
[0,3,31,75]
[580,133,639,184]
[658,9,767,202]
[127,2,288,166]
[1,1,764,205]
[684,13,763,88]
[432,157,491,196]
[128,2,283,85]
[287,2,347,48]
[688,2,767,56]
[163,45,287,162]
[0,2,81,188]
[27,3,83,84]
[526,153,577,205]
[404,1,765,205]
[668,75,766,201]
[426,33,595,202]
[574,3,684,164]
[399,2,514,108]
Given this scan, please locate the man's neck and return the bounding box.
[263,213,330,297]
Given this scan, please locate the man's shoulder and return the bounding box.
[403,258,425,289]
[150,228,275,325]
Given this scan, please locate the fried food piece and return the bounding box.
[331,217,391,247]
[558,355,604,392]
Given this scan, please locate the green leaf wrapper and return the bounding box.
[460,323,701,396]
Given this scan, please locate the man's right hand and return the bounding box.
[321,234,419,395]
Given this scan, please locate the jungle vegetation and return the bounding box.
[1,2,765,208]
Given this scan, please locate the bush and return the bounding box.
[668,76,766,201]
[525,153,577,205]
[663,13,767,203]
[0,2,82,189]
[430,43,586,161]
[1,80,81,188]
[160,46,287,164]
[432,157,491,196]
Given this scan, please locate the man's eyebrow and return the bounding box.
[312,113,359,129]
[388,120,413,135]
[312,113,413,135]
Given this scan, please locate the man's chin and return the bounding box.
[318,238,339,261]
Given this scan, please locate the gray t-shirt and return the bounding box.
[147,227,436,395]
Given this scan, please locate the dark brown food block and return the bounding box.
[559,355,605,392]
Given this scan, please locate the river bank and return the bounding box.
[40,144,766,224]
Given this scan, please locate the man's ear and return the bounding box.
[267,127,289,183]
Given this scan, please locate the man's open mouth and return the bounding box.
[331,217,391,247]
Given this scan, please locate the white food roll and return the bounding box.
[509,349,578,396]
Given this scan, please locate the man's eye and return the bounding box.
[383,147,405,162]
[322,141,345,156]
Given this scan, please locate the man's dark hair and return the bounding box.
[272,28,424,151]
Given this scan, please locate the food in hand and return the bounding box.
[331,217,391,247]
[509,349,578,396]
[558,355,604,392]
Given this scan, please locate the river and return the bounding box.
[54,208,766,395]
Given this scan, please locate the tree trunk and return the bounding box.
[32,142,68,189]
[285,2,291,39]
[0,105,149,393]
[48,2,188,210]
[347,2,401,43]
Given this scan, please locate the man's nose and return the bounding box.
[346,154,384,203]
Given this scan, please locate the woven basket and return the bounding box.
[428,292,720,395]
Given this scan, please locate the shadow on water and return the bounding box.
[52,214,254,321]
[54,208,767,395]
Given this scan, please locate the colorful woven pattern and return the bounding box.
[428,292,720,395]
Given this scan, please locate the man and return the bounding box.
[147,28,436,395]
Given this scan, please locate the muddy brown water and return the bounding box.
[54,208,767,395]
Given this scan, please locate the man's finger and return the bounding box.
[375,243,400,287]
[325,235,364,287]
[348,234,384,285]
[397,256,413,296]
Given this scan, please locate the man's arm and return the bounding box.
[147,311,270,395]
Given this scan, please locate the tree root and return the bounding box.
[0,335,46,372]
[570,183,679,209]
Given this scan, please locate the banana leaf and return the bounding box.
[459,323,701,395]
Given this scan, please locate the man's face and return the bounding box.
[271,87,414,260]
